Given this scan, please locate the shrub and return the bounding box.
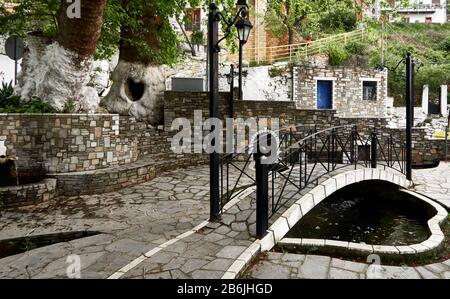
[439,36,450,52]
[327,43,350,66]
[269,66,288,77]
[0,81,14,107]
[319,8,357,33]
[191,29,204,46]
[345,40,367,55]
[0,82,57,113]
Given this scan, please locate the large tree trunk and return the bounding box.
[288,27,294,45]
[15,0,106,112]
[100,1,166,126]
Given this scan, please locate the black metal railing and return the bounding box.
[219,125,316,212]
[266,125,407,219]
[218,124,408,238]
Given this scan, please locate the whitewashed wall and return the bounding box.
[0,36,22,85]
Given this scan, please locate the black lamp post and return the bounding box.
[208,1,253,222]
[406,53,413,181]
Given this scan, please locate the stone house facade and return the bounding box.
[293,65,389,118]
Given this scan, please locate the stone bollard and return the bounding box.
[441,85,448,117]
[422,85,429,115]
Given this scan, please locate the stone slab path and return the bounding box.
[247,252,450,279]
[0,161,448,279]
[0,162,355,279]
[0,166,214,278]
[413,162,450,209]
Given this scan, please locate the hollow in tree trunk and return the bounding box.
[100,3,165,126]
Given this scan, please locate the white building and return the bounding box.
[365,0,447,24]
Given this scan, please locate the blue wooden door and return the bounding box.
[317,80,333,109]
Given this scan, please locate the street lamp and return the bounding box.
[236,18,253,100]
[236,18,253,44]
[208,1,252,222]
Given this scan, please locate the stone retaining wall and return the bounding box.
[164,91,448,165]
[0,178,57,207]
[164,91,336,130]
[0,114,137,173]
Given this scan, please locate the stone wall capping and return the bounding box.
[395,246,416,255]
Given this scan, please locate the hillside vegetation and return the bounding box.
[328,23,450,106]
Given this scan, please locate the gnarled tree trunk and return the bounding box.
[15,0,106,112]
[101,1,165,126]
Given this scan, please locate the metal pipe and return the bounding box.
[239,41,243,100]
[208,3,221,222]
[371,132,377,169]
[411,60,415,128]
[406,53,413,181]
[255,137,269,239]
[14,37,18,85]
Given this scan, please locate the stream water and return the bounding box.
[286,181,433,246]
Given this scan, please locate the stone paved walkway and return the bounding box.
[0,166,213,278]
[0,161,448,279]
[413,162,450,209]
[247,252,450,279]
[0,162,356,279]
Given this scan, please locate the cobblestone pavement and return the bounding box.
[0,166,214,278]
[247,252,450,279]
[413,162,450,209]
[120,165,362,279]
[0,162,350,279]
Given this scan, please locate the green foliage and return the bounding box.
[0,97,58,113]
[265,0,356,41]
[63,99,76,113]
[439,36,450,52]
[191,28,204,46]
[0,81,57,113]
[345,40,367,56]
[269,65,289,77]
[327,43,350,66]
[0,0,236,65]
[0,81,14,107]
[0,0,60,38]
[265,0,316,39]
[365,22,450,106]
[318,5,356,34]
[306,246,319,254]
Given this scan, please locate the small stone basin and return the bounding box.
[286,181,434,246]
